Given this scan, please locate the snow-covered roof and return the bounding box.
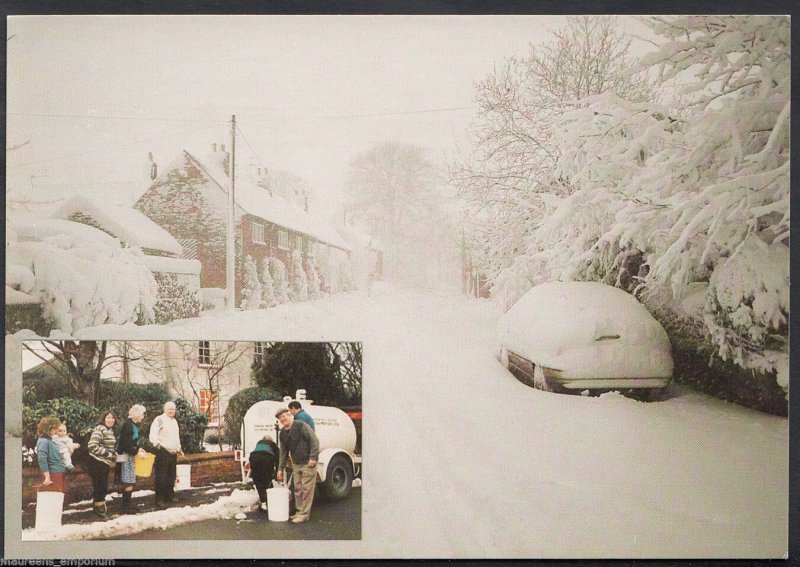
[183,150,351,252]
[10,214,119,247]
[50,194,183,256]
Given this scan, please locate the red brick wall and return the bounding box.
[22,452,241,506]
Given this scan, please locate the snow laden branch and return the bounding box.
[450,17,651,305]
[537,16,789,375]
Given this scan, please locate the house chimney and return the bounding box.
[212,143,217,152]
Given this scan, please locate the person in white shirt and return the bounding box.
[149,401,182,509]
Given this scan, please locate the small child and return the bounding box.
[52,423,80,472]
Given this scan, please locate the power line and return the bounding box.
[7,112,228,123]
[8,124,221,169]
[320,105,479,119]
[234,122,271,179]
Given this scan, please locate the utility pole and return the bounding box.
[226,115,236,310]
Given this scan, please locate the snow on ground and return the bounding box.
[66,490,156,509]
[23,489,258,541]
[14,288,788,557]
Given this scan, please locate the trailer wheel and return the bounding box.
[320,454,353,501]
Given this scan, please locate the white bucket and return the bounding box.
[266,487,290,522]
[175,464,191,491]
[35,491,64,531]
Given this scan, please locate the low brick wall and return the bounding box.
[23,451,240,506]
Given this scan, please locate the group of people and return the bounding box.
[36,398,326,524]
[35,401,184,519]
[248,401,320,524]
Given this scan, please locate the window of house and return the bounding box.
[278,230,289,250]
[199,389,220,425]
[198,341,212,366]
[254,341,267,365]
[251,222,265,244]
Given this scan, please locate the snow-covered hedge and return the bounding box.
[7,225,158,334]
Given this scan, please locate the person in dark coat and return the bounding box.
[275,408,320,524]
[116,404,148,514]
[248,434,279,514]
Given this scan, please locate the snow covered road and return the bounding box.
[12,288,788,557]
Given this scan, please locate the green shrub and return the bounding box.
[22,371,75,406]
[22,397,98,450]
[222,386,282,448]
[97,381,171,425]
[5,303,50,336]
[153,272,201,324]
[173,397,208,454]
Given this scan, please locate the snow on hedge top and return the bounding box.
[498,281,673,377]
[51,194,182,256]
[10,214,119,247]
[184,149,351,251]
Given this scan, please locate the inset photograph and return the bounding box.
[20,340,362,541]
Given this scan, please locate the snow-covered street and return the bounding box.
[26,288,785,557]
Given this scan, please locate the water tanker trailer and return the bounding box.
[240,390,361,501]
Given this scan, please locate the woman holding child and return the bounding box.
[35,416,67,493]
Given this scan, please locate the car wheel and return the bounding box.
[319,454,353,502]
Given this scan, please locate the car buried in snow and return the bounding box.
[497,281,673,399]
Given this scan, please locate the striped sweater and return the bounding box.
[87,424,117,466]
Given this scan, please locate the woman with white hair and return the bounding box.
[115,403,148,514]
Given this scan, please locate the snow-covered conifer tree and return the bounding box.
[289,249,309,302]
[240,255,262,310]
[269,257,290,304]
[260,257,277,308]
[306,258,322,299]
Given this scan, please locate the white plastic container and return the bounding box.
[35,491,64,531]
[175,464,191,491]
[266,486,290,521]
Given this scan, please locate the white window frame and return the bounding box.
[198,341,212,366]
[251,222,265,244]
[278,230,289,250]
[254,341,267,365]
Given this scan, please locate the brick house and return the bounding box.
[134,146,352,304]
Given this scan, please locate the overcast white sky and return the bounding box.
[7,15,653,209]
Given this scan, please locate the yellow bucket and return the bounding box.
[134,453,155,478]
